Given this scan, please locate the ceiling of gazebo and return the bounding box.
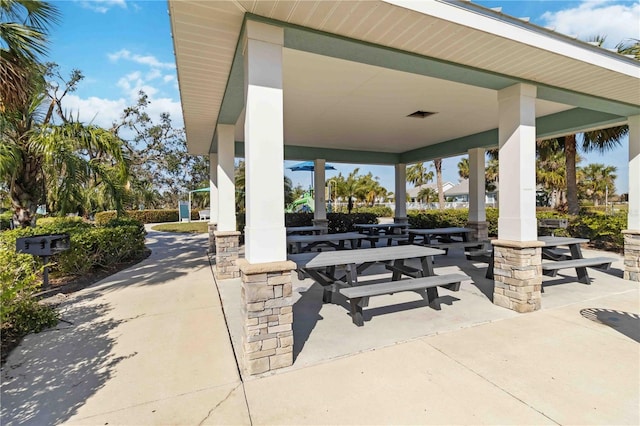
[168,0,640,159]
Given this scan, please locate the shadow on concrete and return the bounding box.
[70,231,210,300]
[1,230,209,426]
[292,284,323,360]
[580,308,640,343]
[0,302,134,425]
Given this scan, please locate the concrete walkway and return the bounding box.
[2,228,639,425]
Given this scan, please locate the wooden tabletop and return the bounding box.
[286,232,366,244]
[408,227,472,235]
[288,245,444,269]
[286,225,326,234]
[538,236,589,247]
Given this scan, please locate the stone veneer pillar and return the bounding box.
[467,221,488,241]
[623,230,640,281]
[214,231,240,279]
[492,240,544,313]
[208,223,217,254]
[238,259,296,375]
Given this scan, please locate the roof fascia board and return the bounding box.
[385,0,638,76]
[234,142,401,165]
[221,16,638,119]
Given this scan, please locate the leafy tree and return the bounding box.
[112,92,204,210]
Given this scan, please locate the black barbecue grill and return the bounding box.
[16,234,70,288]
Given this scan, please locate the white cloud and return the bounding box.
[146,69,162,81]
[77,0,127,14]
[107,49,175,69]
[60,95,128,128]
[541,1,640,48]
[163,75,175,83]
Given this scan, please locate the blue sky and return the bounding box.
[47,0,639,194]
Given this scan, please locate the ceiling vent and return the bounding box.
[407,110,436,119]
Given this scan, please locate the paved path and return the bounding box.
[1,227,639,425]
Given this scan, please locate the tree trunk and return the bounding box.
[10,155,42,228]
[564,135,580,215]
[434,159,445,211]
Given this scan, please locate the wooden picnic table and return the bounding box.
[286,225,326,235]
[408,227,472,245]
[485,236,615,283]
[286,232,367,253]
[353,223,408,235]
[288,245,445,303]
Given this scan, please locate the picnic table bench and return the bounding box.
[483,236,616,284]
[338,273,469,326]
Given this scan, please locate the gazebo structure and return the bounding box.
[168,0,640,374]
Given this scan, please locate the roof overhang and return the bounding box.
[168,0,640,160]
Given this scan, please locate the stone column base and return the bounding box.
[394,216,408,225]
[208,223,217,254]
[492,239,544,313]
[623,230,640,281]
[238,259,296,375]
[312,218,329,234]
[467,221,489,241]
[214,231,240,279]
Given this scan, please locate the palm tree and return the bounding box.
[579,163,617,206]
[406,162,433,187]
[1,0,59,113]
[537,139,568,208]
[417,187,437,204]
[457,157,469,180]
[433,158,445,210]
[550,36,635,215]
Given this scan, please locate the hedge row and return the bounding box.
[94,209,204,225]
[283,213,378,233]
[407,208,626,251]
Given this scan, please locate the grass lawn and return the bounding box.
[151,222,209,233]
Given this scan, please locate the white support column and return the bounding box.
[207,153,219,253]
[313,159,327,224]
[492,84,542,313]
[497,84,538,242]
[623,115,640,281]
[209,153,219,225]
[217,125,236,232]
[468,148,487,241]
[394,163,407,223]
[468,148,486,223]
[628,115,640,231]
[243,21,286,264]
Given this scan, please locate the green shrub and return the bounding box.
[285,213,313,227]
[327,213,377,233]
[0,211,12,230]
[408,209,470,229]
[2,298,59,336]
[95,209,180,225]
[352,205,393,217]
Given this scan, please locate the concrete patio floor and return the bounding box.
[1,228,638,425]
[219,245,637,374]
